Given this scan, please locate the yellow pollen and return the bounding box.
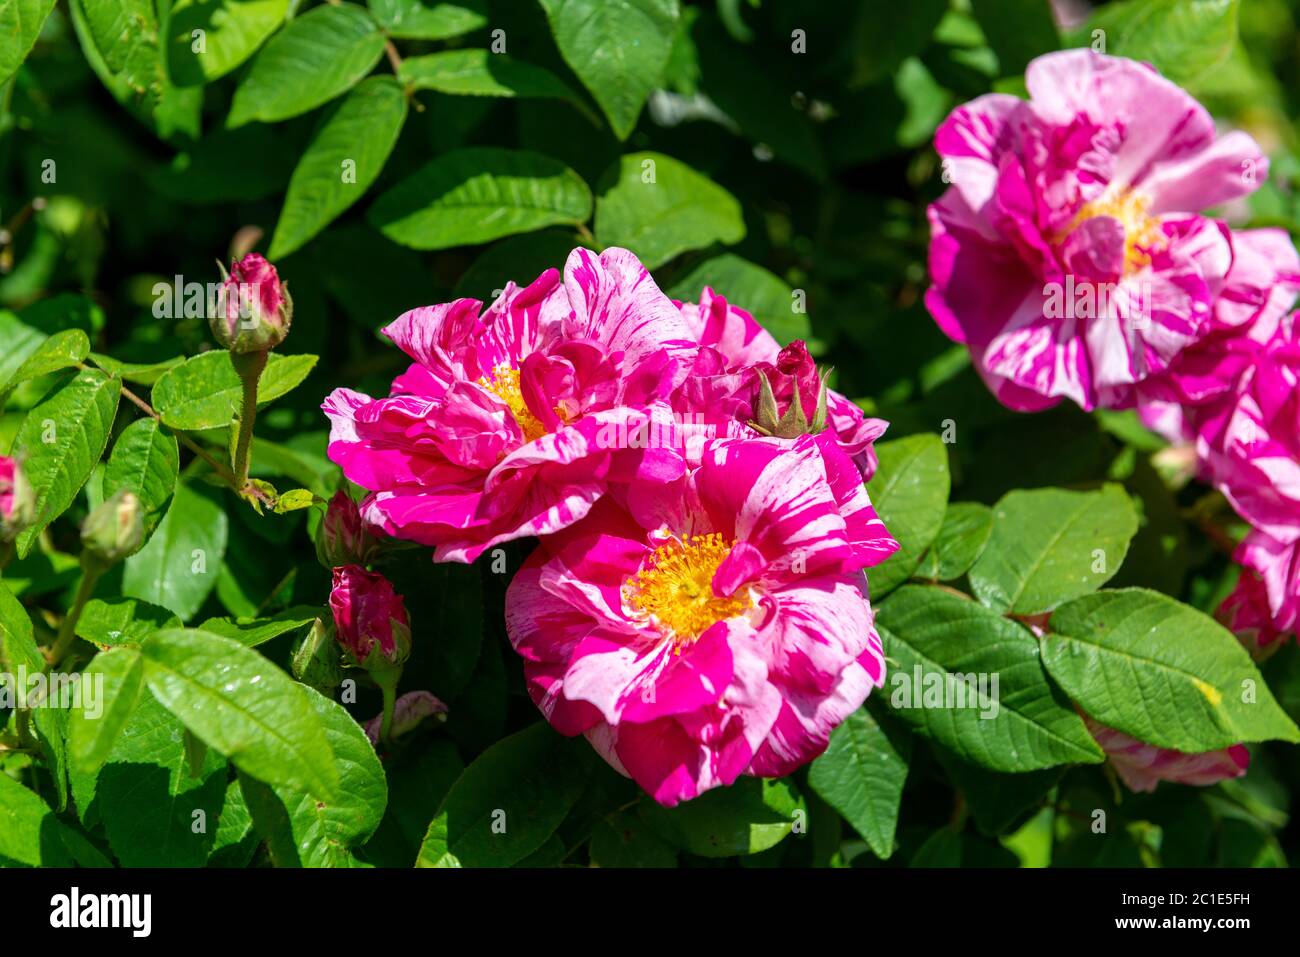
[625,533,752,649]
[480,364,547,443]
[1068,190,1164,275]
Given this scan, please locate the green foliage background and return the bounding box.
[2,0,1300,868]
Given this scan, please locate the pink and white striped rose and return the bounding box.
[926,49,1266,411]
[504,436,898,806]
[323,247,696,563]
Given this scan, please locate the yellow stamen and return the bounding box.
[1068,190,1164,275]
[625,533,752,650]
[479,364,547,443]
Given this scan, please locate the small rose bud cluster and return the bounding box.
[210,253,293,353]
[0,456,35,543]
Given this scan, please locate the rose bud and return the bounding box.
[80,489,145,564]
[328,564,411,669]
[210,252,292,353]
[363,690,448,746]
[749,340,829,439]
[0,456,36,542]
[316,491,380,568]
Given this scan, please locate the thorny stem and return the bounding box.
[575,222,596,247]
[45,555,105,668]
[231,350,269,492]
[0,540,13,575]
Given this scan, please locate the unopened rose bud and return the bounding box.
[748,340,829,438]
[81,489,145,563]
[0,456,36,542]
[316,491,380,568]
[363,690,448,746]
[328,564,411,669]
[210,252,292,353]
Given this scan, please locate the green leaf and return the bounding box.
[0,310,52,393]
[594,151,745,269]
[589,810,677,867]
[935,749,1064,837]
[268,76,409,259]
[1076,0,1239,86]
[1042,589,1300,751]
[195,606,322,647]
[0,772,82,867]
[363,738,464,866]
[369,147,593,251]
[11,369,121,558]
[30,703,70,810]
[75,597,180,649]
[85,692,229,866]
[168,0,289,86]
[417,722,588,867]
[151,351,318,431]
[876,585,1104,771]
[914,502,994,582]
[103,417,180,539]
[227,2,385,127]
[0,327,90,395]
[639,777,805,858]
[864,433,950,598]
[969,0,1060,76]
[273,488,316,513]
[72,0,202,139]
[140,628,340,800]
[968,485,1139,615]
[400,49,594,119]
[666,254,809,346]
[692,14,826,180]
[538,0,680,139]
[239,686,387,867]
[0,0,57,85]
[367,0,486,40]
[208,778,259,866]
[67,646,146,776]
[808,705,911,858]
[0,580,43,674]
[121,483,228,621]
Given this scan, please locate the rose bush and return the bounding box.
[2,0,1299,871]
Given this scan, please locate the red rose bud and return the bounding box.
[328,564,411,668]
[80,489,145,563]
[316,491,380,568]
[749,340,829,438]
[211,253,292,353]
[0,456,35,543]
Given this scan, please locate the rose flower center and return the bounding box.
[1071,190,1165,275]
[480,364,547,443]
[625,533,753,648]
